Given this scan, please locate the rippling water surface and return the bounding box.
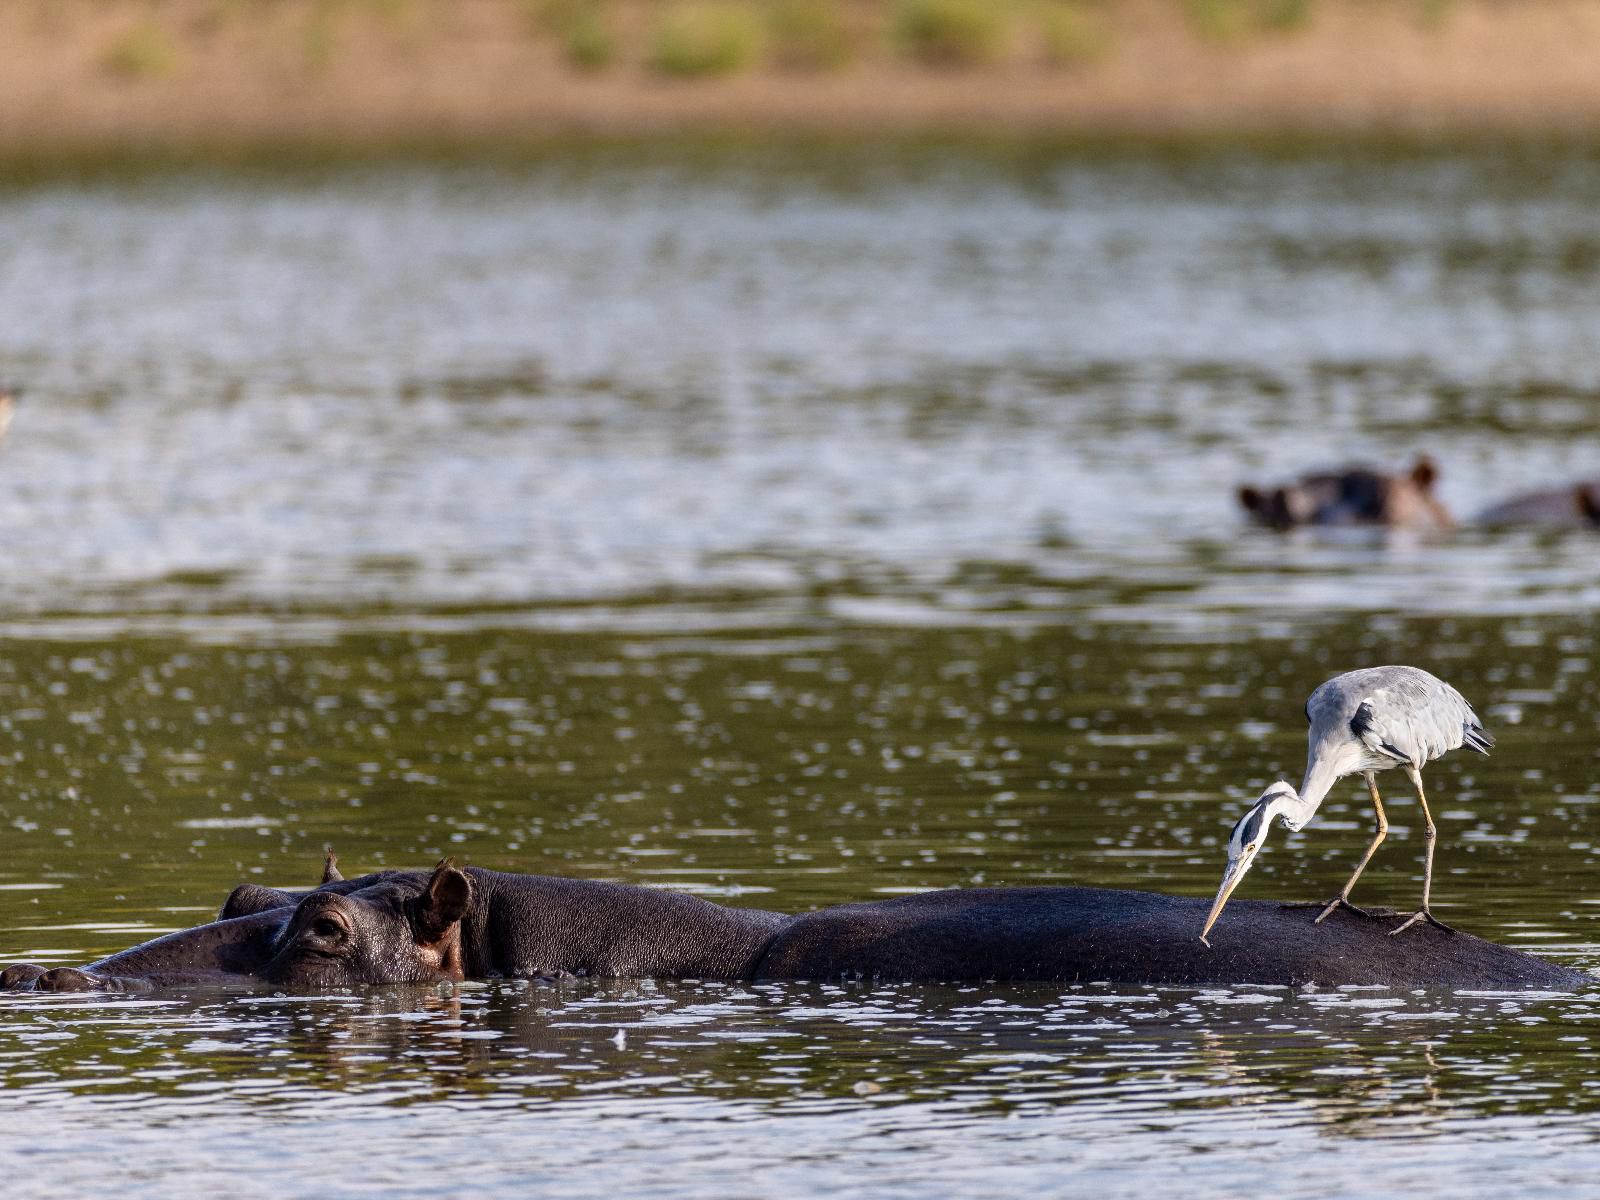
[2,144,1600,1195]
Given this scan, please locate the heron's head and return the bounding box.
[1199,782,1300,946]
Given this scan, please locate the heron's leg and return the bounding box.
[1390,766,1455,936]
[1314,772,1388,924]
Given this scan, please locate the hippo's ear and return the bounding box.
[321,848,343,884]
[1577,484,1600,527]
[1411,456,1439,491]
[1238,486,1265,514]
[411,864,472,945]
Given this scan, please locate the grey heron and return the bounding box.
[1199,665,1493,945]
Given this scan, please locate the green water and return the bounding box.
[0,618,1594,951]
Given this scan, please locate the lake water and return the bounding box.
[3,143,1600,1195]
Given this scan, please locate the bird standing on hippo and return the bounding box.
[1201,665,1492,945]
[0,847,1579,994]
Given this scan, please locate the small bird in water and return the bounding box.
[1200,665,1493,945]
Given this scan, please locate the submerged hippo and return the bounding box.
[1474,482,1600,529]
[1238,456,1451,531]
[0,860,1586,993]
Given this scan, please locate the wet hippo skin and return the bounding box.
[1474,482,1600,529]
[2,868,1587,992]
[753,886,1588,989]
[0,908,294,993]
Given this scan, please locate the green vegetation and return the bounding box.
[1182,0,1316,40]
[302,4,340,72]
[768,0,856,71]
[538,0,620,70]
[1181,0,1250,40]
[101,20,180,80]
[61,0,1483,90]
[1036,1,1112,68]
[563,12,618,69]
[893,0,1005,68]
[1258,0,1314,32]
[1417,0,1456,27]
[648,3,764,77]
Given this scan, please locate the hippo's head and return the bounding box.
[1372,456,1450,530]
[259,863,472,989]
[1239,457,1450,531]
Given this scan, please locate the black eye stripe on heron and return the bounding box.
[1233,805,1266,846]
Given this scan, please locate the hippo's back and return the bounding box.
[754,886,1589,990]
[1475,484,1600,529]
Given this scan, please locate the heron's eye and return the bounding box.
[1246,844,1257,853]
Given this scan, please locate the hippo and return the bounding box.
[0,858,1586,993]
[0,906,291,994]
[1238,456,1451,531]
[1474,482,1600,529]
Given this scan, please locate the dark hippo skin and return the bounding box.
[5,865,788,992]
[0,907,292,994]
[213,848,346,922]
[754,886,1588,990]
[1238,456,1452,531]
[250,866,790,988]
[1474,482,1600,529]
[3,868,1587,992]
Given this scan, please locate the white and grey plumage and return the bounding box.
[1199,665,1493,945]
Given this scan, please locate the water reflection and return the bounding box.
[3,979,1600,1190]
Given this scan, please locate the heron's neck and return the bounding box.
[1296,753,1345,818]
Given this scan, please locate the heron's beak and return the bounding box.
[1198,857,1252,946]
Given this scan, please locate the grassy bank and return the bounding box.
[2,0,1599,160]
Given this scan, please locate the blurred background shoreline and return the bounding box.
[8,0,1600,166]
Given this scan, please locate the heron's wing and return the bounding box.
[1350,676,1492,767]
[1348,700,1417,765]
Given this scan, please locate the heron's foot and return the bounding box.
[1312,896,1371,925]
[1389,909,1456,936]
[1281,898,1379,919]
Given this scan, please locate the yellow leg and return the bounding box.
[1315,772,1388,924]
[1390,766,1455,936]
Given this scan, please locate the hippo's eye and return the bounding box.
[310,917,344,940]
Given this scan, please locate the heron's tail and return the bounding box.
[1463,721,1494,754]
